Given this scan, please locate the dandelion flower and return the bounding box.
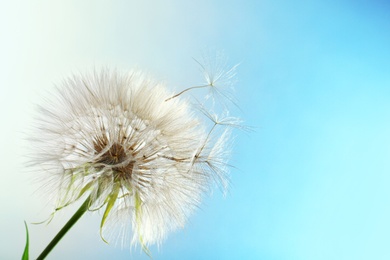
[29,69,231,250]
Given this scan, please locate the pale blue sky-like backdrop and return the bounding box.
[1,0,390,259]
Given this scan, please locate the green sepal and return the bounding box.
[22,221,29,260]
[99,182,121,244]
[134,192,152,258]
[33,180,95,226]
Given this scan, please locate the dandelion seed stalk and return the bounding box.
[165,85,208,101]
[36,195,92,260]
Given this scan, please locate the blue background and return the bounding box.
[1,0,390,259]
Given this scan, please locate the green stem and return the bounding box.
[36,196,92,260]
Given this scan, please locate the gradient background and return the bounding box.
[1,0,390,259]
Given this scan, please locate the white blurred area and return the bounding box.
[0,1,221,258]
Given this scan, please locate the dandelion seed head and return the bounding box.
[29,69,231,247]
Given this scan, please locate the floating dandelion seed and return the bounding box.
[29,68,234,256]
[165,52,239,107]
[195,53,239,106]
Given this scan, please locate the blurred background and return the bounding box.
[1,0,390,259]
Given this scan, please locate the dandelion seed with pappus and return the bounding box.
[26,66,238,259]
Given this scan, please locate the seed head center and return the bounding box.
[94,137,135,178]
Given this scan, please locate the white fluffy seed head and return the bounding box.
[29,69,231,247]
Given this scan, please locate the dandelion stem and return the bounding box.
[36,195,92,260]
